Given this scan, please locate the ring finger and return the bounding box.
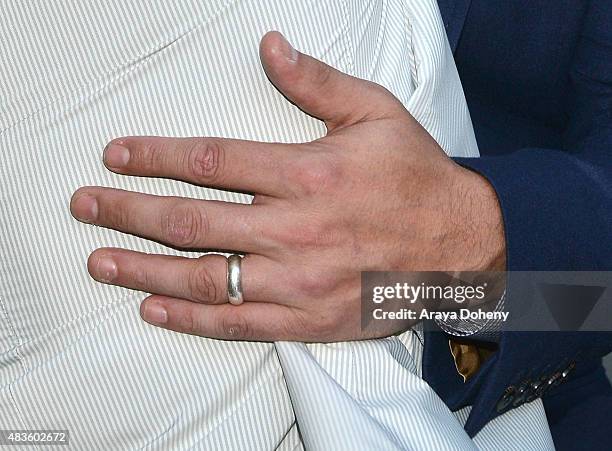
[87,248,285,304]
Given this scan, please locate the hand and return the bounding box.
[70,32,506,342]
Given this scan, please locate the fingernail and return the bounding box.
[104,143,130,169]
[72,194,98,223]
[95,257,117,282]
[279,33,298,63]
[144,303,168,325]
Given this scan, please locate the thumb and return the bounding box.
[259,31,396,130]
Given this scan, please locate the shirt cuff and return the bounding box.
[435,289,506,342]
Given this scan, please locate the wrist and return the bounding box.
[452,164,507,272]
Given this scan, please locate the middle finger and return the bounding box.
[71,186,273,253]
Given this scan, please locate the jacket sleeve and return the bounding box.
[424,1,612,437]
[453,0,612,272]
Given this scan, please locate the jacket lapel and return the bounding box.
[437,0,472,53]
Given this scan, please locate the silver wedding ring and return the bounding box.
[227,254,244,305]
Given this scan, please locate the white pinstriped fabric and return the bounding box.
[0,0,553,450]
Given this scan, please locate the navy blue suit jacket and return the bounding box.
[423,1,612,449]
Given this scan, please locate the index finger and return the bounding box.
[103,136,297,197]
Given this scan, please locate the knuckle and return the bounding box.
[296,270,338,298]
[161,201,206,247]
[218,311,252,340]
[137,142,167,172]
[133,266,151,288]
[187,139,225,184]
[291,154,343,197]
[105,198,132,230]
[188,264,218,303]
[177,310,197,335]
